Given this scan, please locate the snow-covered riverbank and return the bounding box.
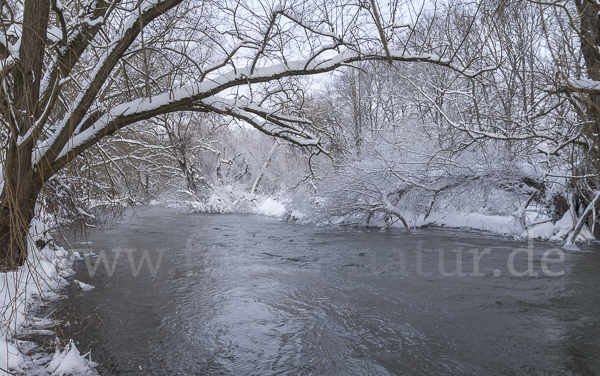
[418,210,594,243]
[160,189,598,246]
[0,221,96,375]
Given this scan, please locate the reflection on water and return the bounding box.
[60,207,600,375]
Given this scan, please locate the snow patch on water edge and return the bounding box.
[0,221,97,375]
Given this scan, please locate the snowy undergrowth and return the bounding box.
[0,221,97,375]
[285,195,595,244]
[163,184,595,245]
[163,185,287,217]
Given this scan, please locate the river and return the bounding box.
[59,206,600,375]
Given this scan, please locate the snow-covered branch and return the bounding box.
[36,0,184,174]
[46,44,497,171]
[546,78,600,94]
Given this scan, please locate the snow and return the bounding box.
[47,27,64,43]
[289,210,304,221]
[76,207,96,219]
[124,0,162,30]
[550,211,594,242]
[51,47,485,165]
[0,221,97,375]
[420,212,520,235]
[551,211,575,241]
[47,340,96,376]
[165,188,290,218]
[83,17,104,27]
[416,209,596,243]
[562,239,580,251]
[564,78,600,92]
[528,221,556,239]
[255,198,287,217]
[0,341,23,372]
[75,279,95,291]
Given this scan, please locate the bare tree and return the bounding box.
[0,0,491,267]
[298,1,581,239]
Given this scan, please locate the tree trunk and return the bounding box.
[0,0,50,268]
[251,141,278,194]
[0,159,41,268]
[576,1,600,171]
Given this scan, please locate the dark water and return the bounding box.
[60,206,600,375]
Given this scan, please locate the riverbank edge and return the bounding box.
[158,195,597,246]
[0,220,97,375]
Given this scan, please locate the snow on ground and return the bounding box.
[163,187,290,218]
[166,187,597,245]
[0,221,97,375]
[418,210,595,243]
[419,212,521,236]
[47,340,95,376]
[255,198,286,217]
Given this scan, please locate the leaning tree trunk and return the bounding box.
[0,0,50,268]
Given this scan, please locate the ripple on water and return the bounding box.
[60,207,600,375]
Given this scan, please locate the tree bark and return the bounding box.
[0,176,40,268]
[575,0,600,171]
[0,0,50,267]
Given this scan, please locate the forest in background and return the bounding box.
[3,0,600,266]
[41,1,598,244]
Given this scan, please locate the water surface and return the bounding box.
[62,207,600,375]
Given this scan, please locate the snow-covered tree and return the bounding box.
[298,0,600,247]
[290,1,590,243]
[0,0,490,267]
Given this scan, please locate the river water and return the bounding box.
[60,206,600,375]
